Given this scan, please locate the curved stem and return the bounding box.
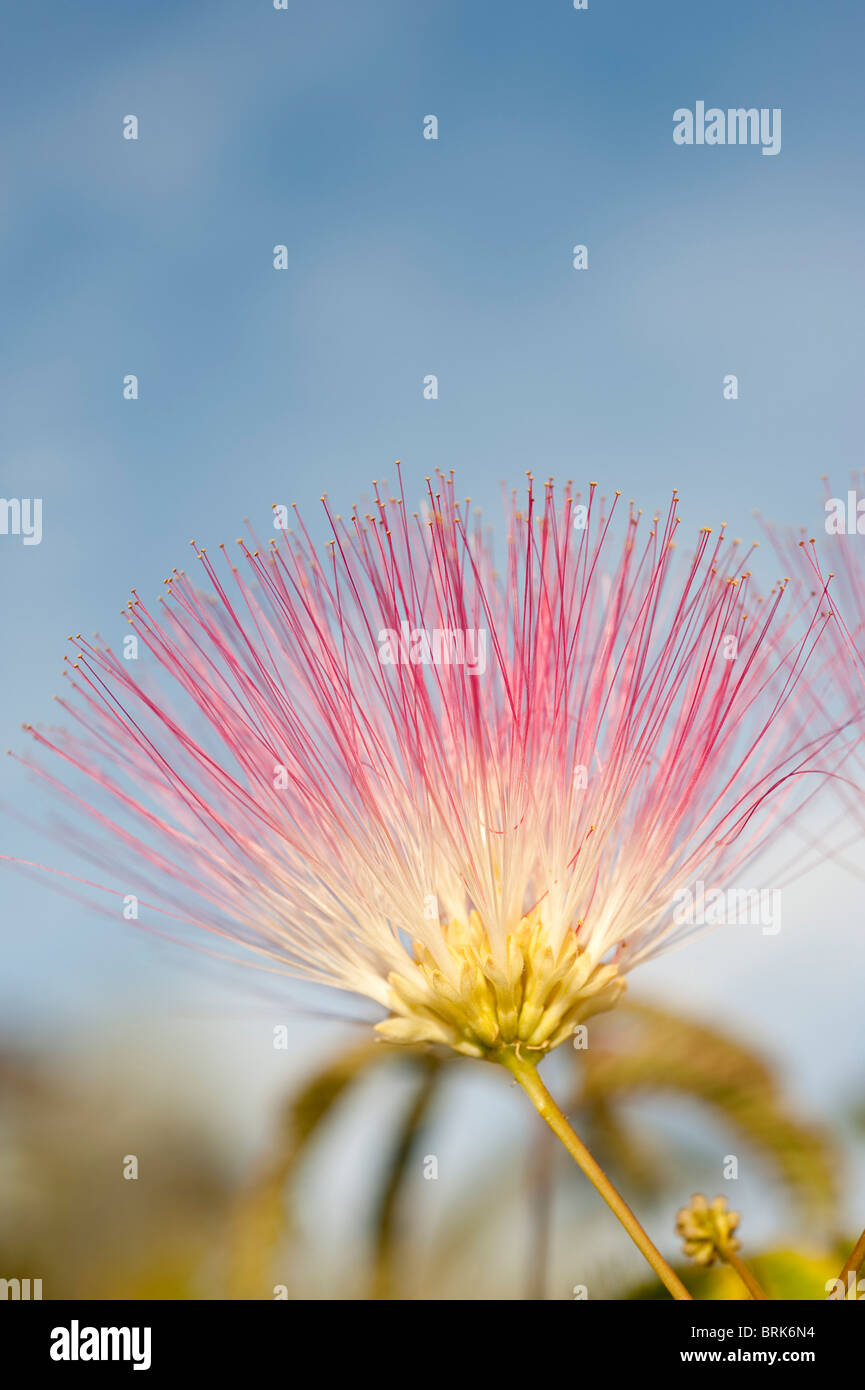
[723,1248,767,1300]
[501,1050,692,1301]
[836,1226,865,1295]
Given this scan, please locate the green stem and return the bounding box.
[723,1247,767,1300]
[501,1050,692,1301]
[835,1226,865,1297]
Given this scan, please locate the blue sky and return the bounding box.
[1,0,864,1197]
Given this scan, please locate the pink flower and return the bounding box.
[801,475,865,693]
[12,471,846,1060]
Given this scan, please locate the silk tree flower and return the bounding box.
[804,475,865,691]
[760,477,865,769]
[15,471,840,1064]
[782,477,865,856]
[11,468,847,1300]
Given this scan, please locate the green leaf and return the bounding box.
[575,1000,838,1225]
[226,1038,394,1298]
[369,1055,443,1298]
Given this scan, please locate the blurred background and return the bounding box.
[1,0,864,1298]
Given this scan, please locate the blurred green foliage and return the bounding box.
[1,999,861,1299]
[224,998,848,1298]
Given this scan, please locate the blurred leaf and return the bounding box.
[426,1001,840,1297]
[227,998,841,1298]
[577,1093,665,1198]
[226,1038,439,1298]
[575,1001,838,1225]
[848,1094,865,1135]
[525,1123,557,1300]
[226,1039,385,1298]
[370,1054,443,1298]
[0,1049,231,1299]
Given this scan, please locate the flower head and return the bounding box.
[15,471,842,1063]
[676,1194,740,1267]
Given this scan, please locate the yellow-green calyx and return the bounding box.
[675,1194,741,1267]
[376,909,625,1059]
